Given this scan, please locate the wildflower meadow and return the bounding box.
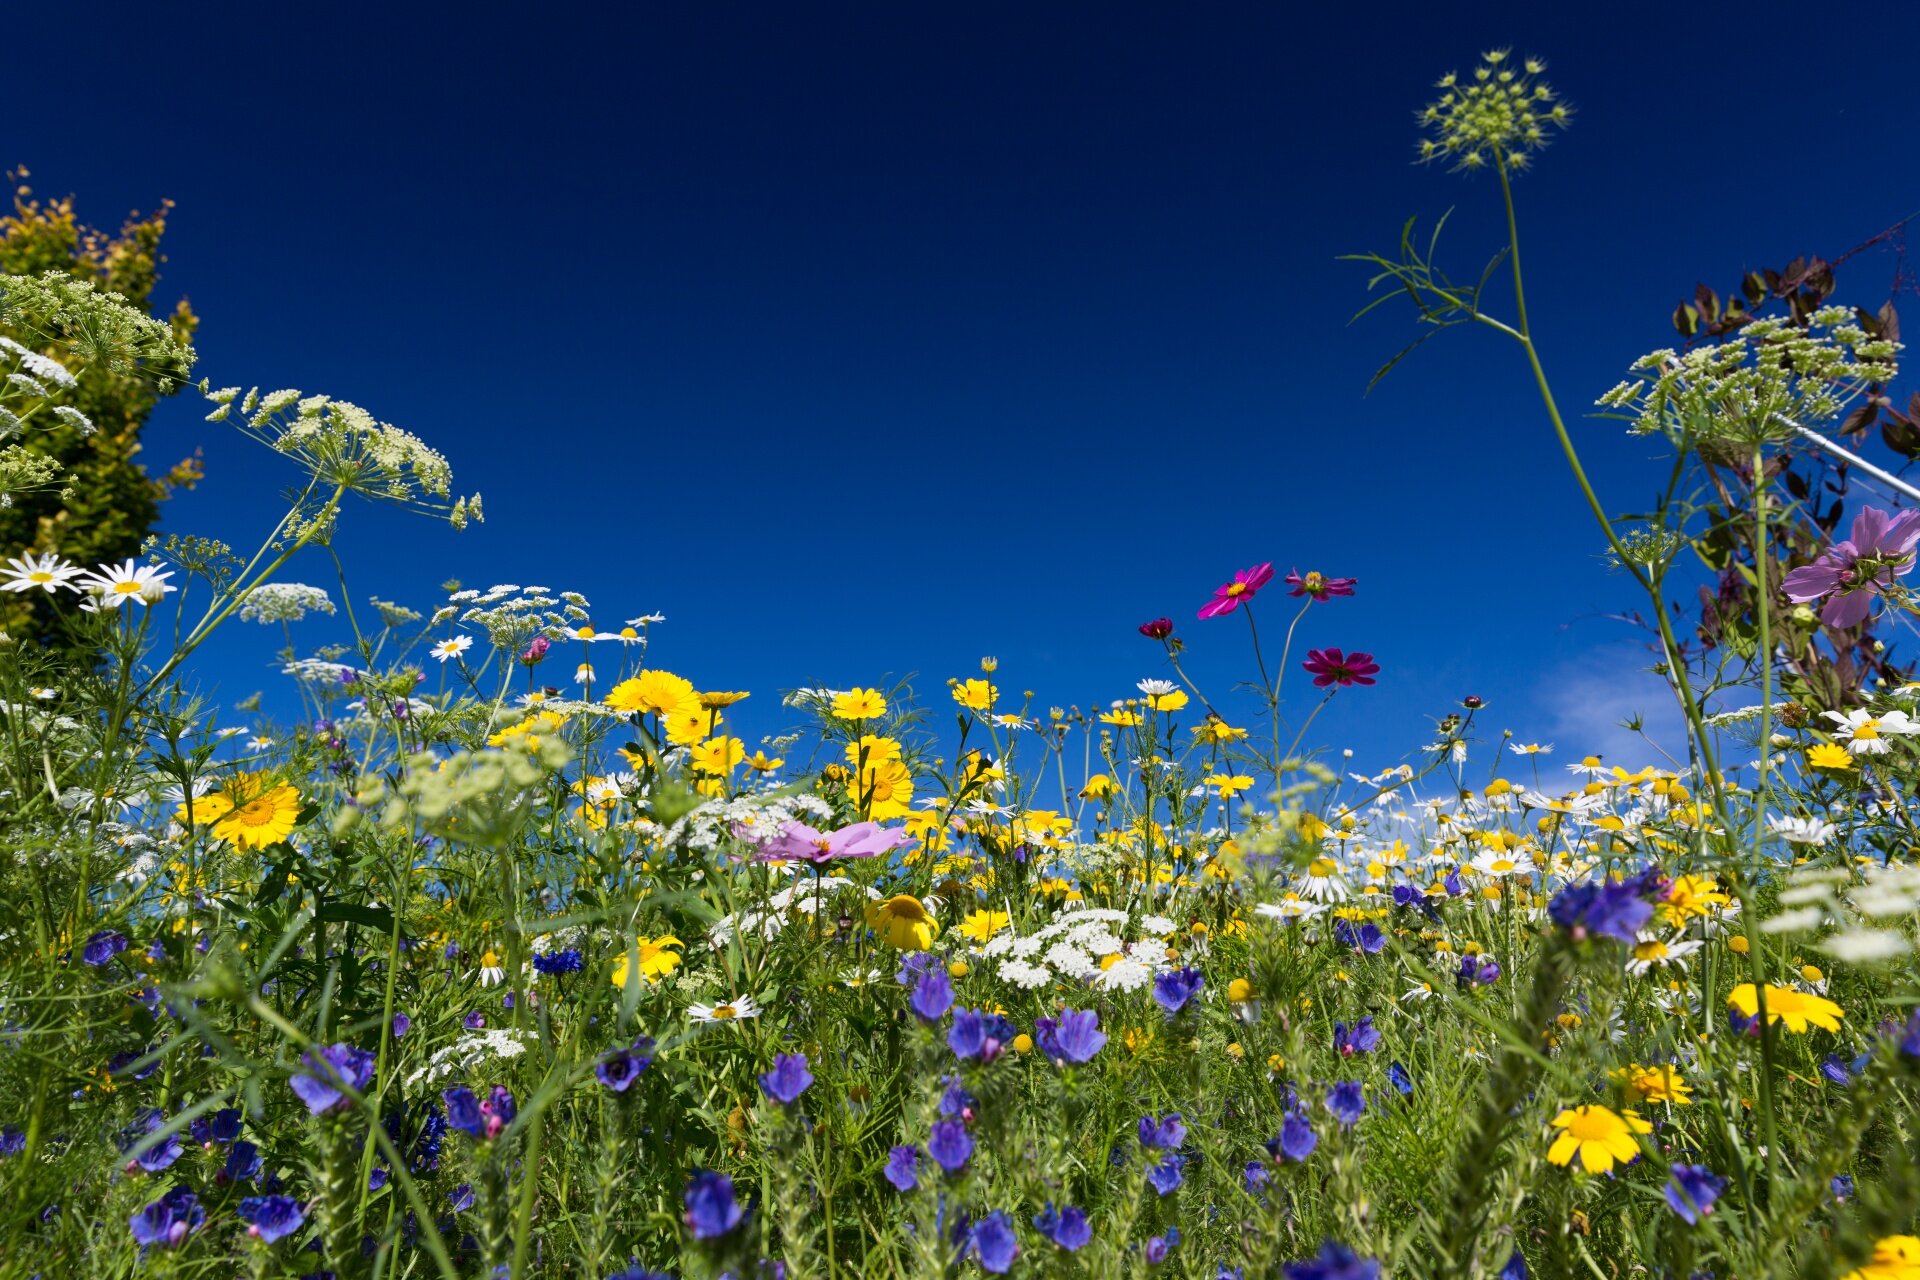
[4,48,1920,1280]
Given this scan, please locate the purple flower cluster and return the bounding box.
[597,1037,656,1091]
[444,1084,515,1140]
[289,1043,376,1115]
[1547,868,1666,943]
[1034,1008,1106,1064]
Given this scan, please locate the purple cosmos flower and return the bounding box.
[597,1037,655,1091]
[1268,1110,1317,1162]
[222,1139,261,1183]
[290,1043,375,1115]
[928,1119,973,1174]
[1146,1153,1185,1195]
[1138,1113,1187,1150]
[908,969,954,1021]
[82,930,129,966]
[1458,954,1502,987]
[1387,1063,1413,1096]
[129,1186,203,1249]
[1548,876,1657,944]
[1333,919,1387,954]
[1301,648,1379,689]
[683,1171,745,1239]
[1899,1009,1920,1059]
[1034,1009,1106,1064]
[966,1211,1019,1274]
[1283,1240,1381,1280]
[1034,1203,1091,1251]
[1332,1018,1381,1058]
[938,1076,976,1119]
[883,1145,921,1192]
[119,1110,181,1172]
[948,1008,1014,1061]
[1146,1228,1181,1264]
[444,1085,515,1140]
[1152,967,1204,1016]
[1783,505,1920,628]
[1664,1164,1726,1225]
[758,1053,814,1106]
[1286,569,1357,601]
[532,948,583,975]
[1326,1081,1365,1128]
[239,1194,306,1243]
[1139,618,1175,639]
[895,952,941,986]
[753,819,912,866]
[1198,563,1275,619]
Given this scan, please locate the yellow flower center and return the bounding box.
[112,581,142,595]
[1564,1109,1621,1141]
[1226,582,1247,596]
[234,797,280,826]
[1856,719,1880,740]
[712,1004,737,1020]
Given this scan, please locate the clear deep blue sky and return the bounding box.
[15,0,1920,771]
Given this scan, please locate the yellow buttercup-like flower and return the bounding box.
[605,669,698,717]
[1611,1062,1692,1105]
[951,679,997,712]
[866,895,939,951]
[175,791,235,828]
[691,736,746,776]
[957,909,1011,943]
[1807,743,1855,771]
[209,777,302,851]
[831,688,888,720]
[610,936,684,987]
[1546,1104,1651,1174]
[1841,1235,1920,1280]
[1727,983,1843,1034]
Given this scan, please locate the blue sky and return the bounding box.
[15,0,1919,773]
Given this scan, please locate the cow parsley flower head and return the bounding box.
[1418,51,1568,172]
[237,582,335,624]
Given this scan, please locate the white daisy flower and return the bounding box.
[689,995,761,1023]
[0,551,83,594]
[431,635,474,663]
[1625,932,1703,976]
[1767,814,1839,845]
[75,559,175,610]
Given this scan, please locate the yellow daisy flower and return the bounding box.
[1546,1104,1651,1174]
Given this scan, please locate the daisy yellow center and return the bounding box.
[1856,719,1880,739]
[712,1004,738,1020]
[1491,859,1515,873]
[28,571,53,583]
[1563,1109,1623,1141]
[233,796,280,825]
[1308,857,1339,877]
[111,581,142,595]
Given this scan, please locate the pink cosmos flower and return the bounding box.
[1285,569,1356,601]
[1302,648,1379,688]
[1138,618,1174,639]
[1782,505,1920,629]
[1197,563,1275,620]
[753,819,912,866]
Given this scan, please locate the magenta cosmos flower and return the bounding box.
[1302,648,1379,688]
[1285,569,1356,601]
[1197,563,1275,619]
[1782,505,1920,629]
[754,819,911,865]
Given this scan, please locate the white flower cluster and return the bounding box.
[979,907,1170,993]
[664,790,834,854]
[404,1028,538,1089]
[237,582,336,624]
